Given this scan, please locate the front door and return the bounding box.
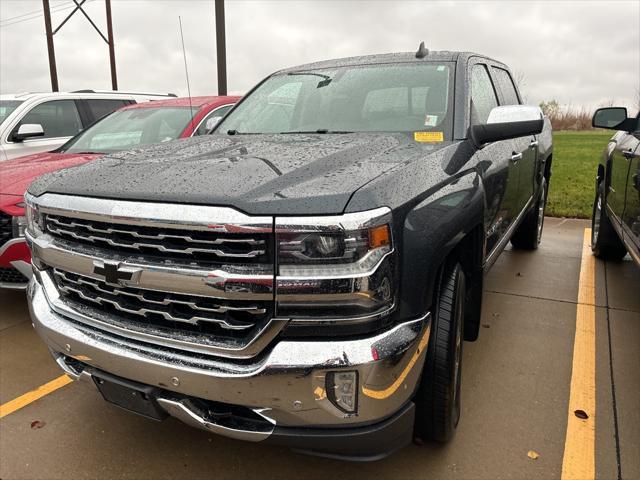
[512,134,538,212]
[469,63,520,255]
[620,119,640,260]
[607,132,637,224]
[3,99,83,160]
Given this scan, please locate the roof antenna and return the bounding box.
[178,16,195,133]
[415,41,429,59]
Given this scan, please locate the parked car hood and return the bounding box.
[1,151,100,197]
[28,134,453,215]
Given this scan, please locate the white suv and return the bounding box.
[0,90,176,161]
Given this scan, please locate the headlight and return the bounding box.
[25,196,44,235]
[11,215,27,238]
[275,207,395,322]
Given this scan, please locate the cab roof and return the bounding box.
[277,51,501,73]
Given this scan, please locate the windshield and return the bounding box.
[62,107,195,154]
[0,100,23,125]
[217,62,453,137]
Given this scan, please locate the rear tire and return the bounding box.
[414,260,466,442]
[511,178,547,250]
[591,184,627,260]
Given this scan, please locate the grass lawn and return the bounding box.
[546,130,612,218]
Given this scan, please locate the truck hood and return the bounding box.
[28,134,452,215]
[1,151,100,197]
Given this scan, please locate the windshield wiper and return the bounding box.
[280,129,352,134]
[287,72,332,88]
[287,72,331,80]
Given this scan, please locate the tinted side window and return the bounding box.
[86,99,129,121]
[18,100,82,139]
[194,105,233,136]
[491,67,521,105]
[470,64,499,125]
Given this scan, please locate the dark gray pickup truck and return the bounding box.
[25,48,552,460]
[591,108,640,266]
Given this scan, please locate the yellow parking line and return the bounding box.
[0,375,72,419]
[561,228,596,480]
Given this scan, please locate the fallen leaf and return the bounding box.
[574,409,589,420]
[30,420,46,429]
[527,450,539,460]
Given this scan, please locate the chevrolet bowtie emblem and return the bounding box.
[92,260,141,286]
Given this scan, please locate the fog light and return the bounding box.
[326,371,358,413]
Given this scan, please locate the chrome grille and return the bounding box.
[45,214,270,265]
[0,212,11,246]
[52,268,272,338]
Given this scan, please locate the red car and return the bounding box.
[0,95,239,289]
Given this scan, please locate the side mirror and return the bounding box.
[13,123,44,142]
[470,105,543,147]
[592,107,633,131]
[205,116,222,133]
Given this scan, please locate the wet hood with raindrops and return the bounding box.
[27,133,455,215]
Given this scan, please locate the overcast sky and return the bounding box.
[1,0,638,112]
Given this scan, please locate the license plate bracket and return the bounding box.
[92,371,168,421]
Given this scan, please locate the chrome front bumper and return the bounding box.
[0,238,32,289]
[28,275,430,433]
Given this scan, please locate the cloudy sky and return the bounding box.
[1,0,638,111]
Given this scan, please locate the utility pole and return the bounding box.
[215,0,227,95]
[105,0,117,90]
[41,0,118,91]
[42,0,59,91]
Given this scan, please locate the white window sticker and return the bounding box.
[424,115,438,127]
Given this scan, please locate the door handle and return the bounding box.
[529,140,539,149]
[633,173,639,190]
[510,152,522,163]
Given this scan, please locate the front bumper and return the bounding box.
[0,238,31,289]
[28,276,430,458]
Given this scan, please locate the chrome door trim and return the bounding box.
[484,195,534,273]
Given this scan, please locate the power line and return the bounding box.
[0,4,60,24]
[0,1,93,28]
[0,2,74,27]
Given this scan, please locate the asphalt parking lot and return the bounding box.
[1,217,638,480]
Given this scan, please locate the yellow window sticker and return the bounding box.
[414,131,444,142]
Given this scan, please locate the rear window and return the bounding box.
[86,99,130,121]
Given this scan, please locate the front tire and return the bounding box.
[591,184,627,260]
[511,178,547,250]
[414,260,466,442]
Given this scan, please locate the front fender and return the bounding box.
[394,170,485,320]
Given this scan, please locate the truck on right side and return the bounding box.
[591,108,640,266]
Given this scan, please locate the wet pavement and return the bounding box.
[1,218,638,480]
